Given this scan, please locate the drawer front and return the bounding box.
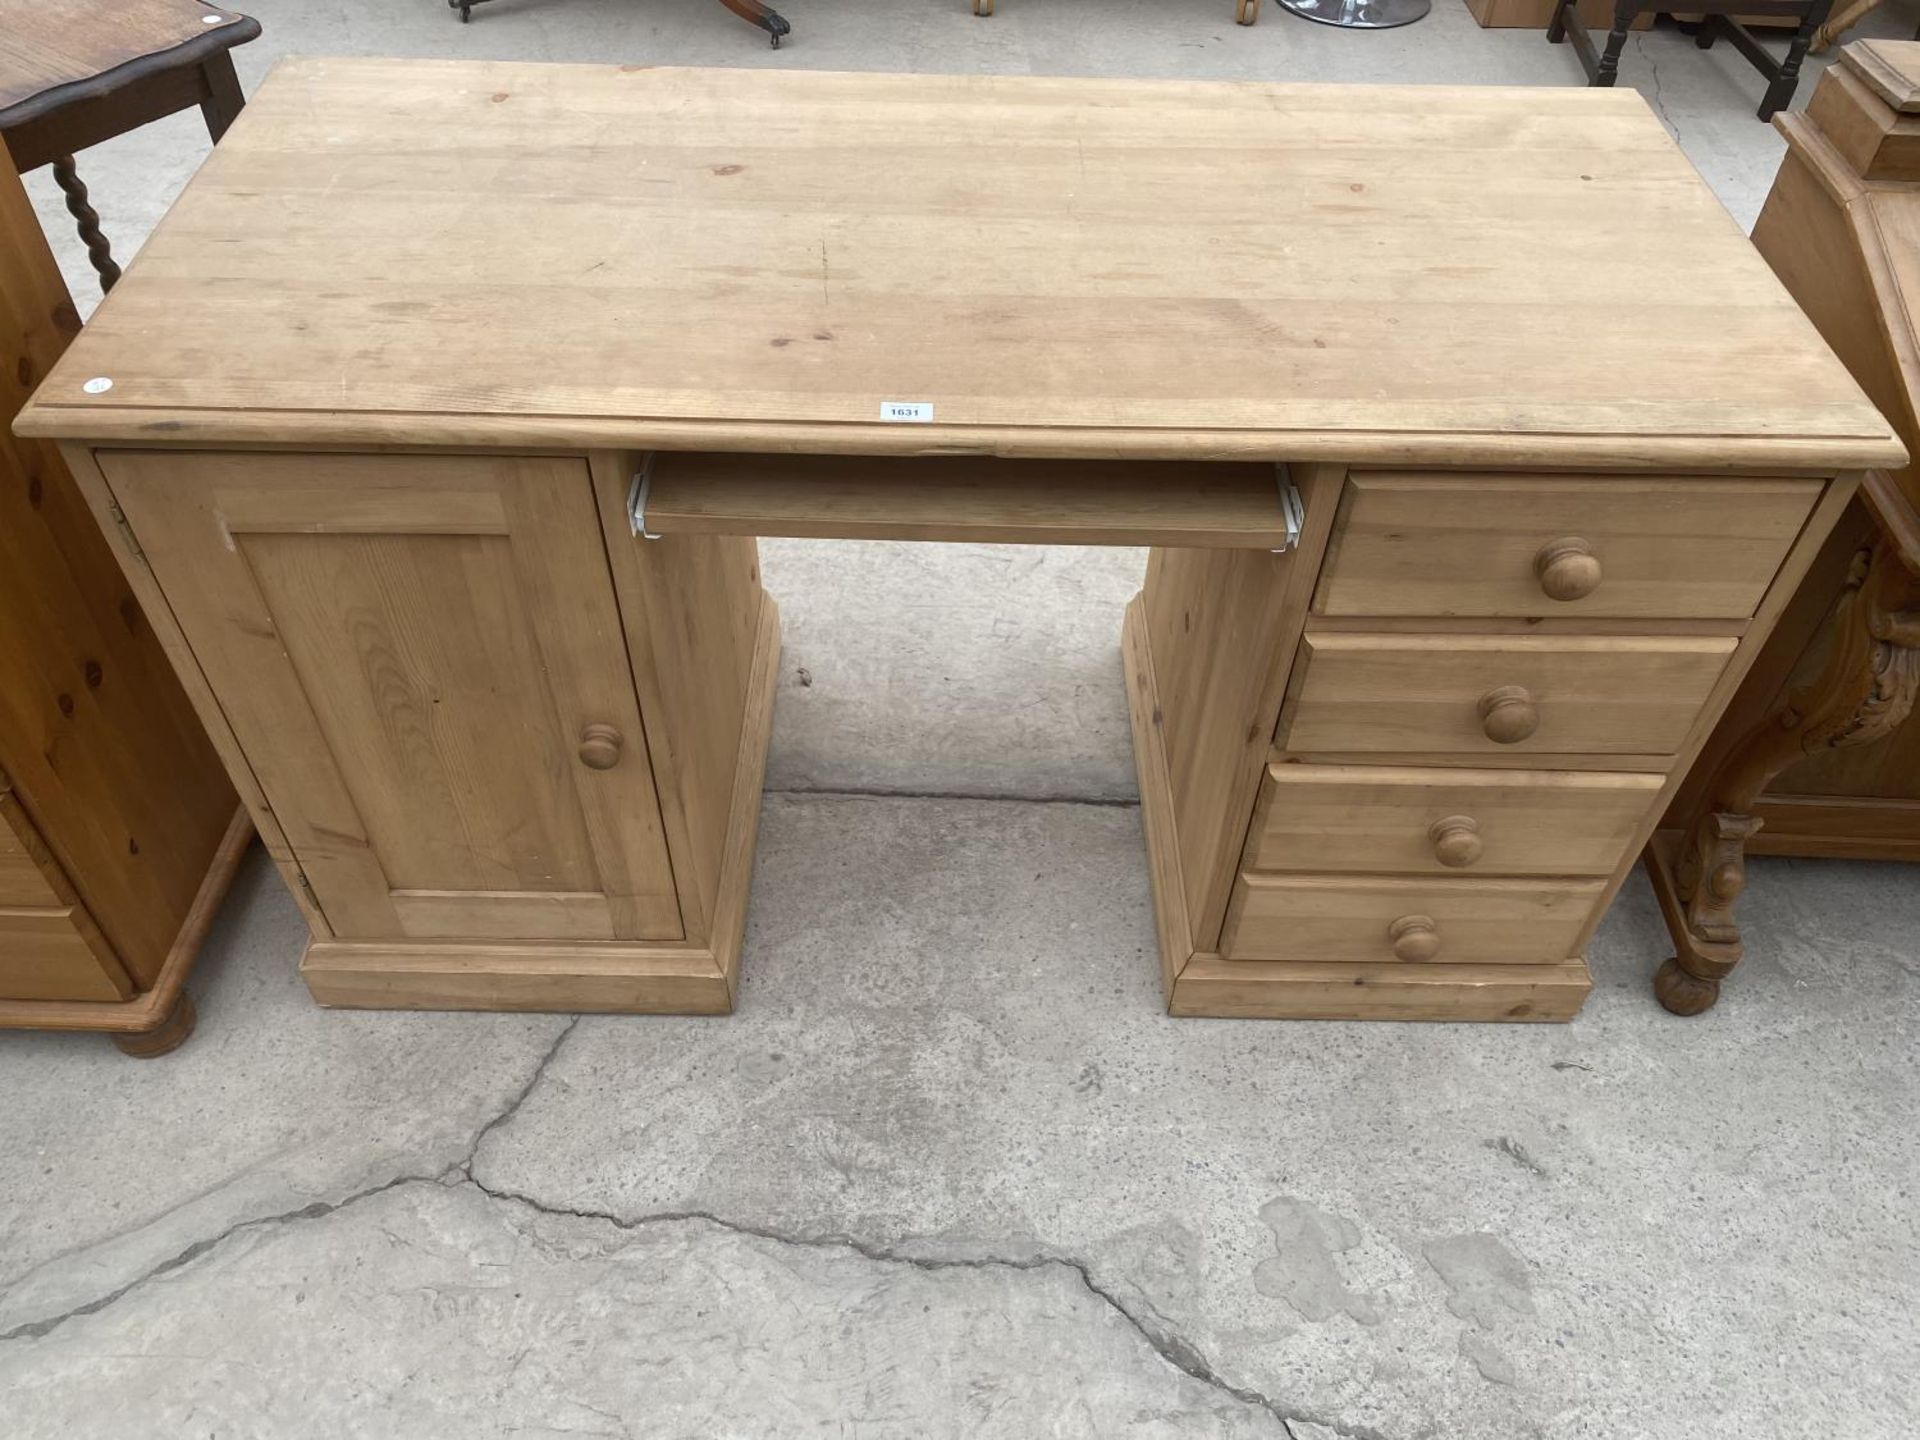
[1222,873,1604,965]
[0,908,130,1001]
[0,826,60,908]
[1314,473,1819,620]
[1280,633,1735,756]
[1248,764,1663,876]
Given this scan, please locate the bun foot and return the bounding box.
[1653,959,1719,1017]
[113,991,197,1058]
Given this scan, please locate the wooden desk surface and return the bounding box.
[17,58,1903,470]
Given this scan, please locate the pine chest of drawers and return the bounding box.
[1130,468,1874,1020]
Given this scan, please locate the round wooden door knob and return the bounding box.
[1534,536,1602,602]
[577,723,625,770]
[1428,814,1483,868]
[1477,685,1540,744]
[1388,914,1442,963]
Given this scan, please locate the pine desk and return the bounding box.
[16,59,1902,1022]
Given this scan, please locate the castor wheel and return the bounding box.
[1653,958,1720,1017]
[112,990,198,1058]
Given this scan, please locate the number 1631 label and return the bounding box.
[880,401,934,423]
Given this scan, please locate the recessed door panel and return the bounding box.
[103,451,681,942]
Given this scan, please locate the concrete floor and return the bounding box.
[6,2,1918,1436]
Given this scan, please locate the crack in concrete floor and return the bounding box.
[0,1011,1389,1440]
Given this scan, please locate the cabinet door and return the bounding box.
[102,452,681,943]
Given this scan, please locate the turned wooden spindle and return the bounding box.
[1477,685,1539,744]
[577,723,624,770]
[1428,814,1483,868]
[50,156,121,293]
[1388,914,1442,962]
[1534,536,1602,601]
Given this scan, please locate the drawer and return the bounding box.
[0,825,60,908]
[1279,633,1735,757]
[1222,873,1604,965]
[0,908,130,1001]
[1314,473,1820,620]
[1247,764,1663,876]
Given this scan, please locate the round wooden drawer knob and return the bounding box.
[1477,685,1539,745]
[1388,914,1442,963]
[577,723,624,770]
[1428,814,1483,869]
[1534,537,1602,602]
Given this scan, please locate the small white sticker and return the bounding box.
[82,377,113,394]
[880,401,933,423]
[202,13,222,22]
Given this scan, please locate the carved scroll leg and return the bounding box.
[51,156,121,295]
[1654,537,1920,1015]
[1656,813,1762,1015]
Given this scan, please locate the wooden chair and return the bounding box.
[1548,0,1835,119]
[0,0,260,294]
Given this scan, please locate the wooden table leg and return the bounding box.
[1653,536,1920,1014]
[199,51,247,142]
[49,154,120,294]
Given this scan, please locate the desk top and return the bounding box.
[18,58,1903,470]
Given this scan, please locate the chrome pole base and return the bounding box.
[1277,0,1431,27]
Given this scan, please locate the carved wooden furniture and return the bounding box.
[15,62,1899,1022]
[0,148,247,1055]
[1650,40,1920,1015]
[0,0,259,295]
[1548,0,1833,119]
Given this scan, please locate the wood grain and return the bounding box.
[0,150,237,1005]
[594,453,766,946]
[0,0,255,120]
[1279,632,1736,756]
[300,940,732,1015]
[14,59,1898,470]
[1245,764,1662,876]
[645,453,1289,547]
[1313,473,1820,619]
[100,450,682,943]
[1139,464,1345,953]
[1170,955,1592,1021]
[1221,872,1603,964]
[1123,594,1195,1001]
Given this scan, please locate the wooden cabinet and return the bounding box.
[61,448,775,1015]
[0,160,246,1054]
[1650,40,1920,1015]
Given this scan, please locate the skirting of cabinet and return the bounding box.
[0,804,253,1046]
[1168,956,1594,1022]
[298,596,780,1015]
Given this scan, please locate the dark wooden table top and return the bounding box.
[0,0,258,124]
